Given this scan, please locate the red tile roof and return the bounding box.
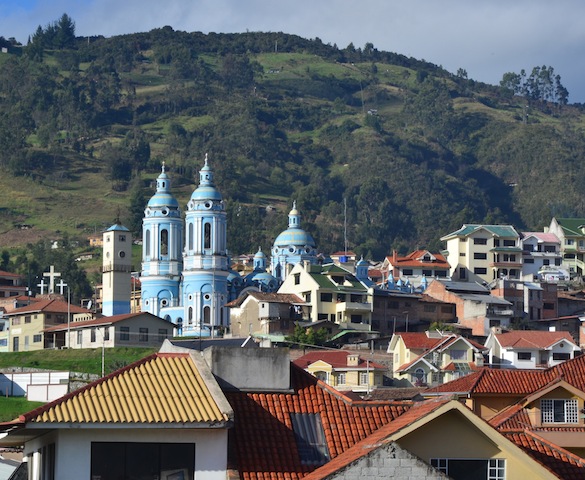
[494,330,576,349]
[225,364,411,480]
[43,312,173,332]
[292,350,387,370]
[396,332,443,350]
[387,250,450,270]
[7,299,91,315]
[301,397,451,480]
[504,431,585,480]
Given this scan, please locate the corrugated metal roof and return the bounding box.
[22,353,231,425]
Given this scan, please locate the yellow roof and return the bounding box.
[22,353,232,425]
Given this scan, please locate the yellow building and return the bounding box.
[293,350,387,393]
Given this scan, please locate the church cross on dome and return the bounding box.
[161,161,165,173]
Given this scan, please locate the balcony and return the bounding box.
[335,301,371,313]
[486,308,514,317]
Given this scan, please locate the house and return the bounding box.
[520,232,563,280]
[43,312,175,349]
[0,351,234,480]
[547,217,585,279]
[380,249,450,282]
[329,251,358,273]
[490,278,558,322]
[0,299,93,352]
[441,224,522,284]
[484,328,580,369]
[226,291,306,338]
[302,397,578,480]
[292,350,387,393]
[0,270,27,298]
[388,331,486,387]
[424,279,513,337]
[426,354,585,465]
[278,262,372,331]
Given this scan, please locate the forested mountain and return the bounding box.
[2,18,585,262]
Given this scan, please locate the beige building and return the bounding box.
[278,262,372,331]
[441,224,522,284]
[2,298,93,352]
[44,312,175,349]
[292,350,387,393]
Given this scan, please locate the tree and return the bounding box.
[55,13,76,49]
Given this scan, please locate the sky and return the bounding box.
[2,0,585,102]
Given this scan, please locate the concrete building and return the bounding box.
[441,224,522,284]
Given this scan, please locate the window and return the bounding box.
[474,268,487,274]
[422,269,432,276]
[290,413,330,465]
[294,273,300,285]
[91,442,194,480]
[204,223,211,249]
[24,315,31,324]
[541,398,578,423]
[402,269,413,276]
[337,293,346,302]
[12,318,20,326]
[552,352,570,361]
[104,327,110,341]
[160,228,168,255]
[320,293,333,302]
[33,334,42,343]
[524,258,534,263]
[40,443,55,480]
[543,259,550,266]
[423,305,436,312]
[543,302,555,310]
[474,253,487,260]
[118,235,126,242]
[91,328,97,343]
[139,328,149,342]
[413,368,425,385]
[450,349,466,361]
[431,458,505,480]
[120,327,130,341]
[474,238,488,245]
[337,373,346,385]
[304,292,311,303]
[359,372,369,385]
[503,239,516,247]
[77,330,82,345]
[517,352,531,361]
[158,329,169,342]
[459,267,466,279]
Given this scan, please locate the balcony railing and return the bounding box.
[335,301,372,313]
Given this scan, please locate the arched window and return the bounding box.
[203,305,211,324]
[413,368,426,385]
[204,223,211,249]
[188,223,193,250]
[145,229,150,257]
[188,307,193,325]
[160,229,168,255]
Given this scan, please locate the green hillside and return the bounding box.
[2,22,585,268]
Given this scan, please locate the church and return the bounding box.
[104,155,320,336]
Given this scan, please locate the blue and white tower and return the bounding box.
[271,202,318,282]
[182,154,229,334]
[140,163,183,317]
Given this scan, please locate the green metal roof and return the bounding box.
[306,264,367,292]
[554,218,585,237]
[441,224,519,241]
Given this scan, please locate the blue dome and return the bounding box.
[190,154,223,202]
[273,202,315,249]
[147,165,180,209]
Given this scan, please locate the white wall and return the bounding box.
[24,427,228,480]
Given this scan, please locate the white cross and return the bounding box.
[43,265,61,294]
[56,279,68,295]
[37,278,47,295]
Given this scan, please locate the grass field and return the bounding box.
[0,396,45,422]
[0,347,157,376]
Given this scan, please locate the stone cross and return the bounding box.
[56,279,68,295]
[37,278,47,295]
[43,265,61,294]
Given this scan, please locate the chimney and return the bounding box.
[347,353,359,367]
[393,249,397,263]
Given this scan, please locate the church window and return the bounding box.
[188,223,193,250]
[160,229,168,255]
[204,223,211,249]
[188,307,193,324]
[119,235,126,242]
[145,229,150,256]
[203,306,211,324]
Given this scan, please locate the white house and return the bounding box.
[484,328,581,369]
[0,351,233,480]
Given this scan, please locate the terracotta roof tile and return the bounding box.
[495,330,576,349]
[226,365,411,480]
[292,350,386,370]
[7,298,91,315]
[504,431,585,480]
